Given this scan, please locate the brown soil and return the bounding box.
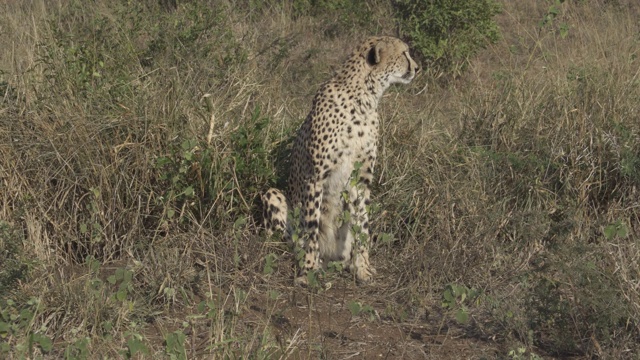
[240,278,500,359]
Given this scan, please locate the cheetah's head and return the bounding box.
[362,36,419,86]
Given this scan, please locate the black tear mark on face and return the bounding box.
[366,47,378,66]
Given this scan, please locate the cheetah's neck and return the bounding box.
[333,58,391,112]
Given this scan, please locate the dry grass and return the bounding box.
[1,0,639,358]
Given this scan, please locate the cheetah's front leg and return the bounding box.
[349,179,376,283]
[294,181,323,286]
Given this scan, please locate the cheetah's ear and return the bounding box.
[366,42,385,66]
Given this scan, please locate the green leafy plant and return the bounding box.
[107,267,134,302]
[165,329,187,360]
[604,220,628,240]
[64,337,90,360]
[291,0,374,34]
[153,121,272,228]
[326,261,344,274]
[263,253,278,275]
[508,346,543,360]
[347,301,376,321]
[376,232,395,246]
[79,187,105,255]
[0,298,53,357]
[441,283,481,324]
[229,107,275,195]
[123,325,149,359]
[197,299,217,320]
[306,269,322,290]
[0,221,30,295]
[155,139,200,223]
[521,244,637,355]
[538,0,569,39]
[394,0,502,76]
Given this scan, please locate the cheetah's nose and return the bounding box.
[411,58,420,74]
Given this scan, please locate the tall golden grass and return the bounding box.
[1,0,639,358]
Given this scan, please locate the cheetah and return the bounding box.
[262,36,419,285]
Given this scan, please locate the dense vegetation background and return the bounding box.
[1,0,639,358]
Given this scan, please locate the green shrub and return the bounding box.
[393,0,502,76]
[523,243,637,355]
[0,222,30,297]
[153,107,277,228]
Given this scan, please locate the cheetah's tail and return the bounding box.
[261,188,288,235]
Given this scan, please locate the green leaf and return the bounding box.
[0,321,10,335]
[233,216,247,229]
[348,301,361,316]
[262,263,273,275]
[181,139,196,151]
[123,269,133,284]
[617,224,628,238]
[33,333,53,352]
[263,254,275,275]
[155,156,171,167]
[327,261,344,273]
[102,321,113,332]
[378,233,394,245]
[604,224,616,239]
[165,331,187,359]
[197,301,206,313]
[182,186,194,197]
[127,337,149,357]
[306,271,319,288]
[559,23,569,38]
[68,337,89,357]
[85,256,100,272]
[115,267,124,280]
[353,161,363,171]
[168,330,186,346]
[89,279,103,294]
[455,309,469,324]
[19,309,33,322]
[116,289,127,301]
[443,289,454,303]
[107,275,117,284]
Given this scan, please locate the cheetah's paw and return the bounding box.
[355,265,376,283]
